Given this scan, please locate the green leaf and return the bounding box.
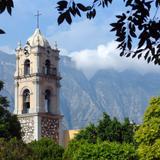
[57,12,66,25]
[77,3,88,11]
[65,10,72,24]
[0,29,5,34]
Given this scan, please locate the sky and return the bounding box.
[0,0,159,77]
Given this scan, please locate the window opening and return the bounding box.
[45,60,50,75]
[24,59,30,75]
[45,89,51,112]
[23,89,30,113]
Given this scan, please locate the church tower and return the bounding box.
[14,28,62,143]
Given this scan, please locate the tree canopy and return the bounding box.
[75,113,135,144]
[0,137,64,160]
[134,97,160,160]
[63,140,137,160]
[28,138,64,160]
[0,138,34,160]
[63,113,137,159]
[0,81,21,140]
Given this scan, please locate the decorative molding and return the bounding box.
[20,86,33,96]
[16,56,20,60]
[32,79,40,84]
[15,82,19,87]
[55,56,60,61]
[56,81,61,88]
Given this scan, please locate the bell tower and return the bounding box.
[14,28,62,143]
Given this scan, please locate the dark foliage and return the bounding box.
[0,81,9,108]
[0,104,22,140]
[28,138,64,160]
[56,0,160,65]
[0,80,22,140]
[0,0,14,34]
[0,138,34,160]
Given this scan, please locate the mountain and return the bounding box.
[1,51,160,129]
[0,51,15,110]
[60,56,160,129]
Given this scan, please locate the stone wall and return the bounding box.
[18,113,62,144]
[18,116,34,143]
[41,116,59,142]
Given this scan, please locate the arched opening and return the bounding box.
[23,89,30,113]
[45,60,50,75]
[24,59,30,75]
[45,89,51,112]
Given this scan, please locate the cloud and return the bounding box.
[69,41,160,78]
[47,19,113,52]
[0,45,15,54]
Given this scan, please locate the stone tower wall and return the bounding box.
[18,113,62,143]
[18,115,35,143]
[41,116,59,143]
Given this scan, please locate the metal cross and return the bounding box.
[35,11,42,28]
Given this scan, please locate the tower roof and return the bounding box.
[27,28,50,48]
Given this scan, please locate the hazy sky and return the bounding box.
[0,0,159,76]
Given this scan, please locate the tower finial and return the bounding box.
[16,41,22,50]
[35,10,42,28]
[18,41,22,48]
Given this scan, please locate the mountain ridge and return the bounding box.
[0,51,160,129]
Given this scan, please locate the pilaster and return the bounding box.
[14,81,18,114]
[34,115,41,140]
[33,78,40,112]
